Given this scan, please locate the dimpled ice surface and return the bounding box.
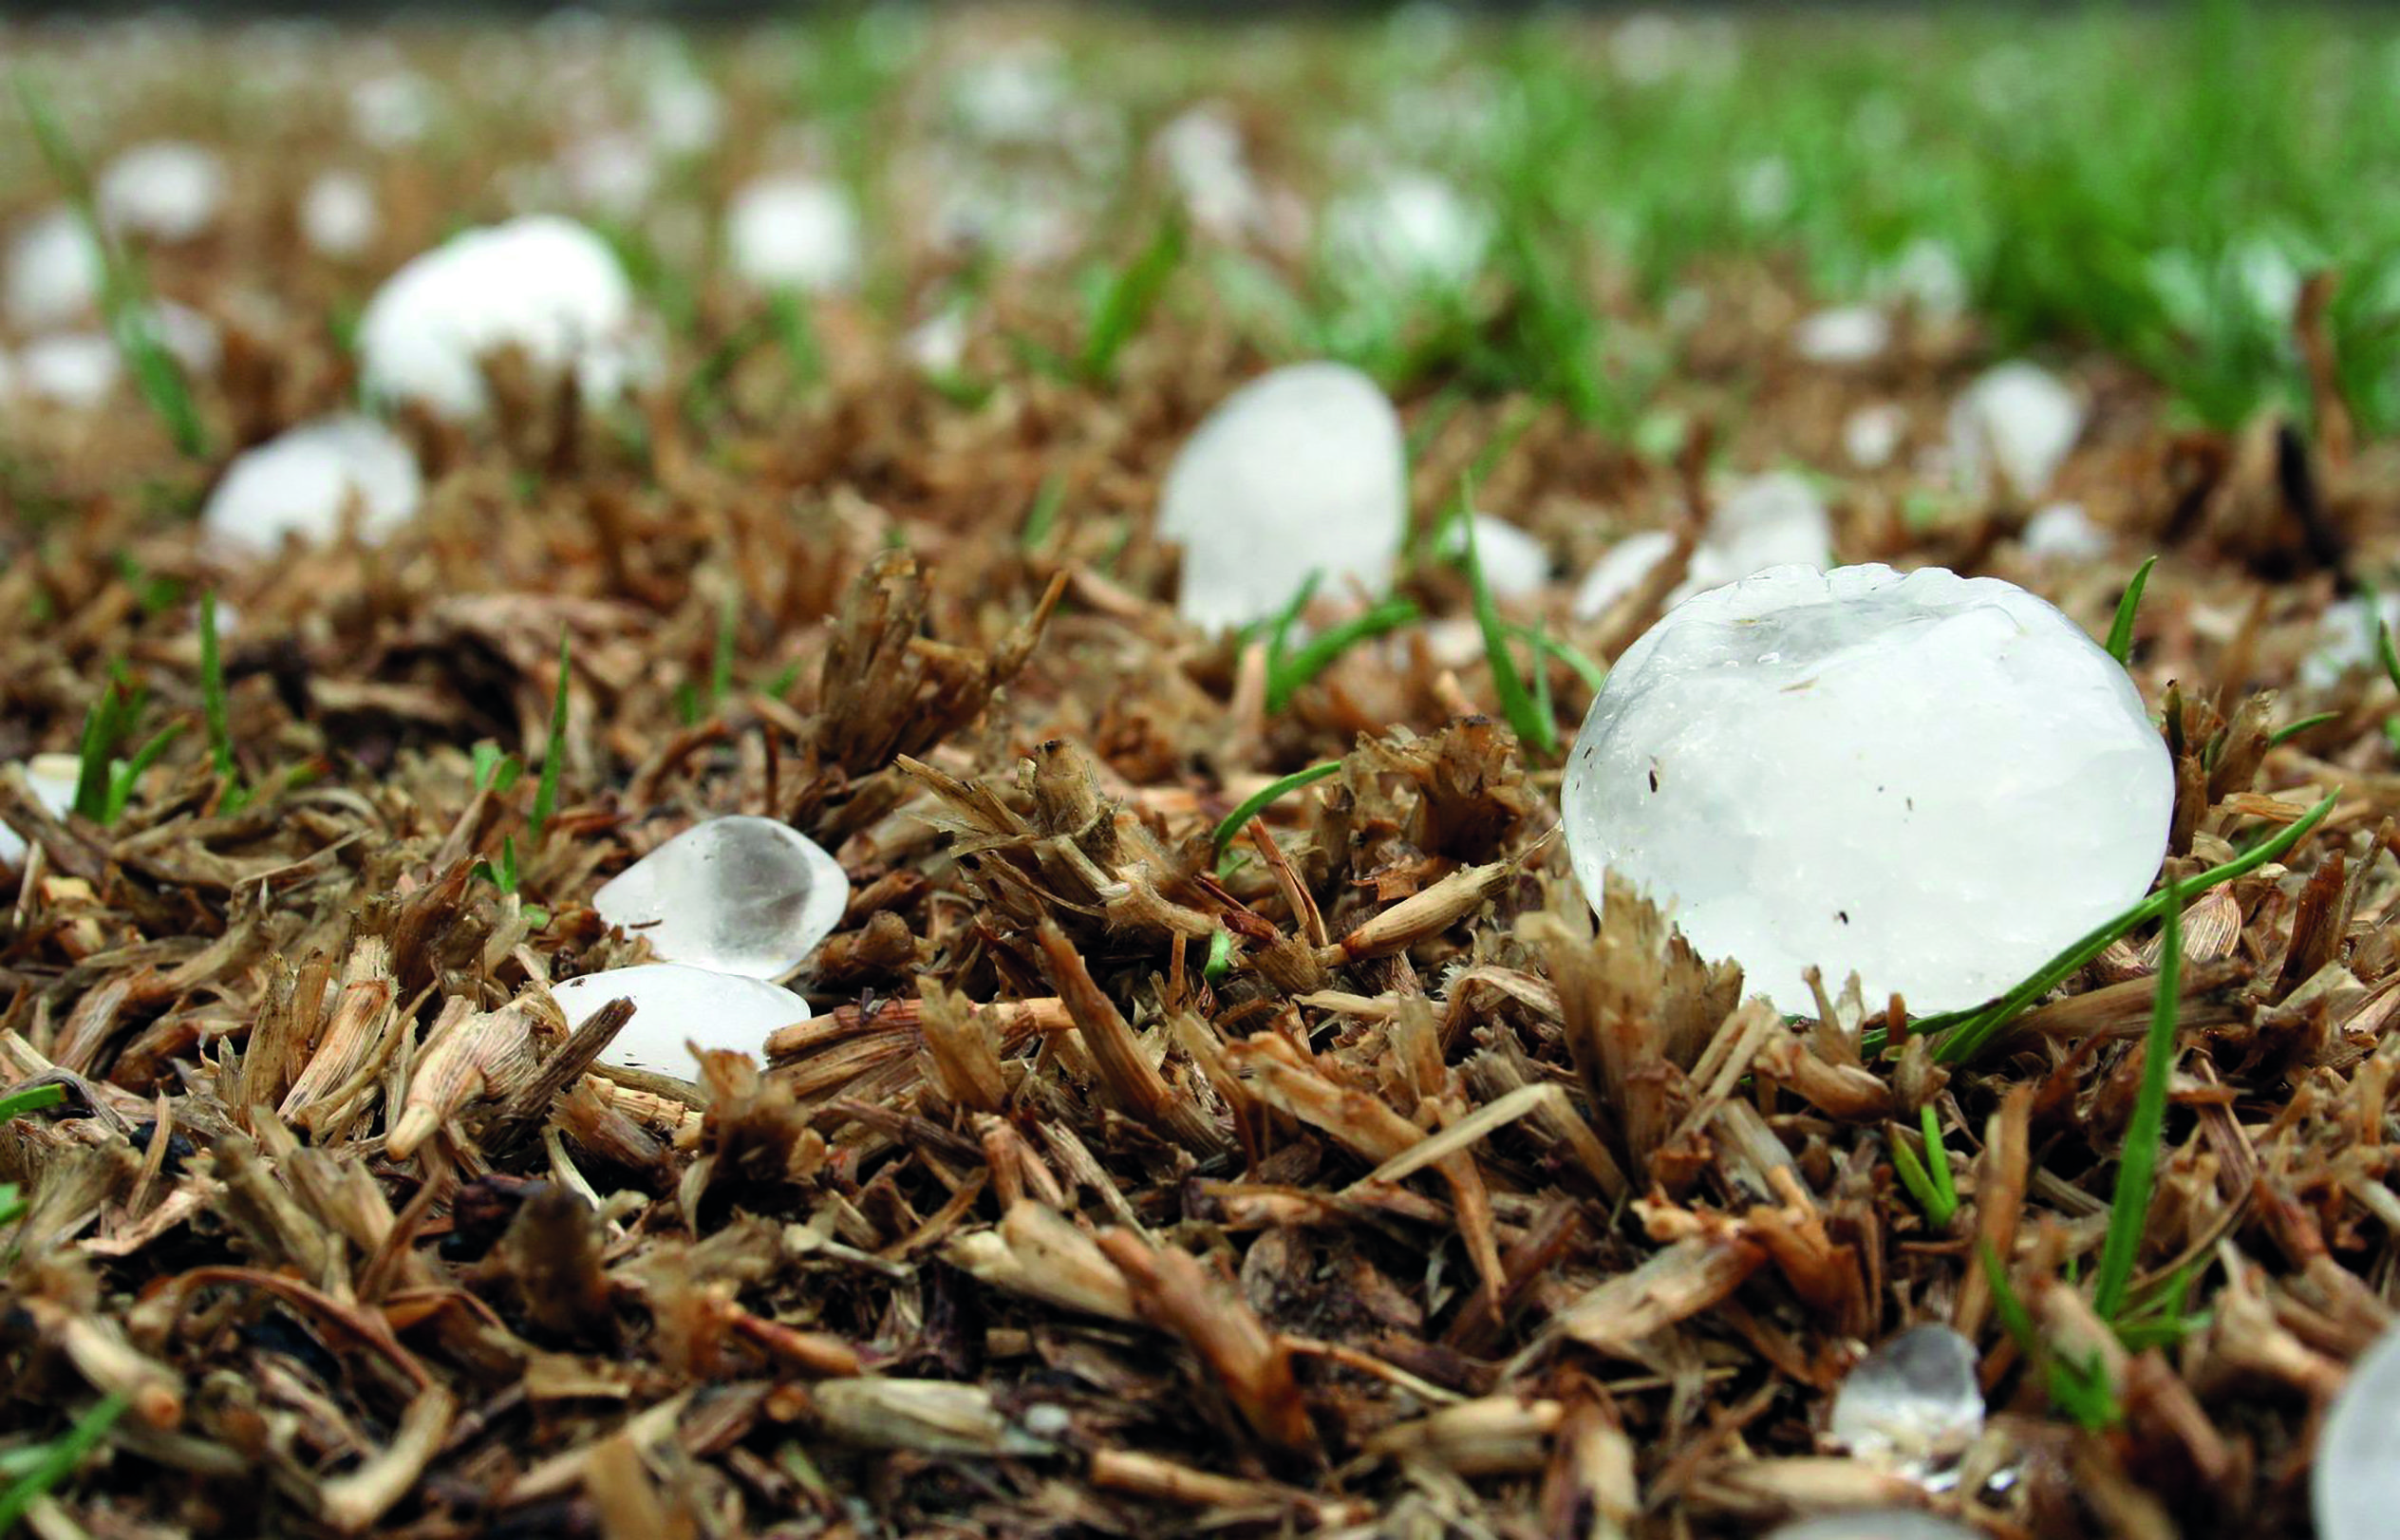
[2315,1323,2400,1540]
[1562,564,2172,1012]
[592,815,849,979]
[1829,1324,1984,1468]
[1158,362,1406,632]
[552,963,804,1080]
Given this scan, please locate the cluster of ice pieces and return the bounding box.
[1573,472,1834,622]
[1158,362,1406,631]
[572,816,852,1079]
[2316,1323,2400,1540]
[199,416,423,554]
[357,215,656,419]
[1563,564,2173,1011]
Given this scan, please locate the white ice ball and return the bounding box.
[726,175,862,293]
[8,208,104,329]
[1572,472,1834,622]
[1439,514,1550,599]
[1949,361,2083,501]
[200,416,423,554]
[301,171,380,257]
[1323,170,1489,291]
[97,141,227,241]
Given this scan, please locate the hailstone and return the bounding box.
[356,215,655,419]
[1572,472,1834,622]
[1323,171,1490,291]
[1844,404,1907,470]
[1158,362,1406,632]
[1793,306,1890,366]
[2316,1323,2400,1540]
[7,208,103,329]
[1563,564,2172,1012]
[0,754,82,872]
[726,175,863,292]
[552,963,806,1080]
[200,416,423,554]
[1829,1324,1983,1472]
[301,171,379,257]
[1764,1514,1978,1540]
[1439,515,1550,599]
[97,141,227,241]
[2020,502,2109,563]
[593,816,850,980]
[1949,362,2082,501]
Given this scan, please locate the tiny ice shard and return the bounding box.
[1572,472,1834,622]
[593,816,850,980]
[301,171,380,258]
[1563,565,2173,1011]
[2316,1323,2400,1540]
[1949,361,2082,501]
[0,754,82,871]
[553,963,805,1080]
[1830,1324,1984,1470]
[2020,501,2109,563]
[200,416,423,554]
[726,174,863,293]
[97,141,228,242]
[1764,1512,1979,1540]
[356,215,656,419]
[1793,305,1890,366]
[1158,362,1405,631]
[1439,514,1550,599]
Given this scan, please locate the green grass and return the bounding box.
[2092,881,2183,1322]
[1263,595,1420,715]
[1079,211,1185,383]
[1460,490,1557,759]
[0,1394,132,1532]
[1892,1102,1960,1229]
[68,672,184,827]
[2105,556,2158,667]
[1213,761,1341,875]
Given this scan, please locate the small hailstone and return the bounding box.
[2020,501,2109,562]
[643,69,722,156]
[726,174,863,293]
[1563,564,2173,1011]
[1735,156,1794,225]
[1157,362,1406,632]
[199,416,423,554]
[552,963,805,1080]
[2298,594,2400,690]
[1829,1324,1984,1470]
[948,44,1072,145]
[15,333,121,407]
[97,141,227,241]
[151,302,220,379]
[557,132,659,217]
[593,816,851,980]
[0,754,82,872]
[1794,306,1890,366]
[1844,404,1908,470]
[1569,472,1834,622]
[1153,104,1266,242]
[1763,1513,1979,1540]
[356,215,653,419]
[903,304,971,376]
[2316,1323,2400,1540]
[350,70,435,148]
[8,208,104,329]
[1877,236,1970,320]
[1948,362,2083,501]
[301,172,379,257]
[1439,515,1550,599]
[1323,171,1490,291]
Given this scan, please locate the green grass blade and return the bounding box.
[1462,496,1557,757]
[2105,555,2158,667]
[1890,1134,1945,1225]
[2094,880,2182,1323]
[1260,571,1322,674]
[1921,1102,1959,1218]
[1080,211,1185,381]
[1264,595,1417,714]
[532,636,571,845]
[69,684,125,824]
[709,592,739,710]
[1202,928,1233,982]
[1021,474,1065,552]
[2379,616,2400,693]
[2268,711,2340,747]
[103,722,186,825]
[1212,762,1341,860]
[0,1082,66,1124]
[0,1393,130,1532]
[198,592,243,808]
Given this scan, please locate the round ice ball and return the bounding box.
[725,174,862,293]
[2316,1324,2400,1540]
[1562,564,2172,1012]
[199,415,422,554]
[553,963,806,1080]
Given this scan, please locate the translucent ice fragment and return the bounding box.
[1949,362,2082,501]
[552,963,805,1080]
[593,816,850,980]
[1571,472,1833,622]
[1563,564,2173,1011]
[1830,1324,1984,1469]
[1158,363,1406,632]
[2316,1323,2400,1540]
[727,174,862,293]
[200,416,423,554]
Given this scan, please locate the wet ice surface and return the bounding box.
[1572,472,1834,622]
[1830,1324,1985,1472]
[0,754,82,871]
[1764,1512,1979,1540]
[1563,564,2173,1011]
[1949,361,2083,500]
[2316,1323,2400,1540]
[592,816,850,980]
[552,963,806,1080]
[1158,362,1406,632]
[200,416,423,554]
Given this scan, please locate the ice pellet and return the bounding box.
[592,816,850,980]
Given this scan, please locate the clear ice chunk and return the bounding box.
[1562,564,2173,1012]
[1830,1324,1985,1469]
[552,963,806,1080]
[1765,1512,1978,1540]
[593,815,849,980]
[2316,1322,2400,1540]
[1158,362,1406,632]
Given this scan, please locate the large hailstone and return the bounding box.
[1949,361,2082,501]
[0,754,81,872]
[1828,1324,1983,1472]
[97,141,227,241]
[1563,564,2173,1011]
[553,963,804,1080]
[199,416,423,554]
[593,816,850,980]
[1158,362,1406,632]
[1572,472,1834,622]
[726,175,862,293]
[2316,1323,2400,1540]
[356,216,654,419]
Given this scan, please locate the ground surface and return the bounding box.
[3,8,2400,1538]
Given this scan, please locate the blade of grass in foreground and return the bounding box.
[2105,555,2157,667]
[0,1394,131,1531]
[1263,594,1417,714]
[1462,489,1557,758]
[2093,877,2182,1323]
[1212,761,1341,868]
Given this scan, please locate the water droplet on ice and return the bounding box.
[592,815,849,979]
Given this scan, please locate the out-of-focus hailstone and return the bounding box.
[1323,172,1489,290]
[593,816,851,980]
[0,754,81,872]
[2316,1323,2400,1540]
[350,70,435,148]
[1876,236,1970,320]
[726,175,862,292]
[1438,515,1549,599]
[1157,362,1406,632]
[97,141,227,241]
[948,44,1072,145]
[552,964,804,1080]
[1153,104,1266,242]
[2299,593,2400,690]
[644,68,722,155]
[15,334,121,408]
[1949,361,2083,500]
[1829,1324,1984,1469]
[301,172,379,257]
[1764,1513,1979,1540]
[1793,306,1890,366]
[558,132,659,217]
[356,216,654,418]
[1844,404,1907,470]
[200,417,423,554]
[1572,471,1834,621]
[2021,501,2109,562]
[8,208,104,329]
[1563,564,2173,1011]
